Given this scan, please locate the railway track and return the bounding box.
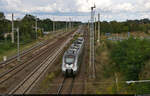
[47,26,87,94]
[0,41,58,84]
[71,27,88,94]
[0,41,46,67]
[9,38,71,94]
[0,30,67,69]
[38,26,85,94]
[0,33,70,85]
[57,77,75,94]
[0,30,75,94]
[0,31,73,84]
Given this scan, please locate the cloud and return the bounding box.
[0,0,22,12]
[112,3,134,12]
[1,0,150,22]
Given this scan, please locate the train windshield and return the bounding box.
[65,55,75,64]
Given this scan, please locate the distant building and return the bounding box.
[105,33,111,36]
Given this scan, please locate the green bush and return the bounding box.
[105,40,115,50]
[110,37,150,80]
[0,41,16,54]
[127,82,150,94]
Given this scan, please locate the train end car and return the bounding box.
[62,52,78,76]
[62,36,84,77]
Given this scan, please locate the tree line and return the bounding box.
[0,12,81,43]
[96,19,150,34]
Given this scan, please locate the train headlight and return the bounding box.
[65,64,68,68]
[65,64,74,68]
[70,64,75,68]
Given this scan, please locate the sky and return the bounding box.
[1,0,150,22]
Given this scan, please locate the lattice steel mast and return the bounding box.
[90,4,96,78]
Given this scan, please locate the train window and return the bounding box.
[68,50,76,54]
[78,39,83,41]
[75,41,82,44]
[77,42,82,44]
[65,55,75,64]
[76,45,80,48]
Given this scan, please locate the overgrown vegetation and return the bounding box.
[88,40,115,94]
[92,36,150,94]
[109,37,150,80]
[0,41,16,55]
[104,37,150,94]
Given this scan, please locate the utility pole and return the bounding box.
[12,18,21,62]
[53,17,55,33]
[72,18,73,28]
[97,13,100,44]
[12,13,14,43]
[90,4,96,79]
[55,20,57,32]
[88,20,90,30]
[71,18,72,29]
[66,18,68,32]
[17,28,20,61]
[35,17,38,40]
[69,17,71,29]
[95,18,97,41]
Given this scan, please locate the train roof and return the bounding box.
[74,40,82,45]
[65,49,77,55]
[78,37,84,40]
